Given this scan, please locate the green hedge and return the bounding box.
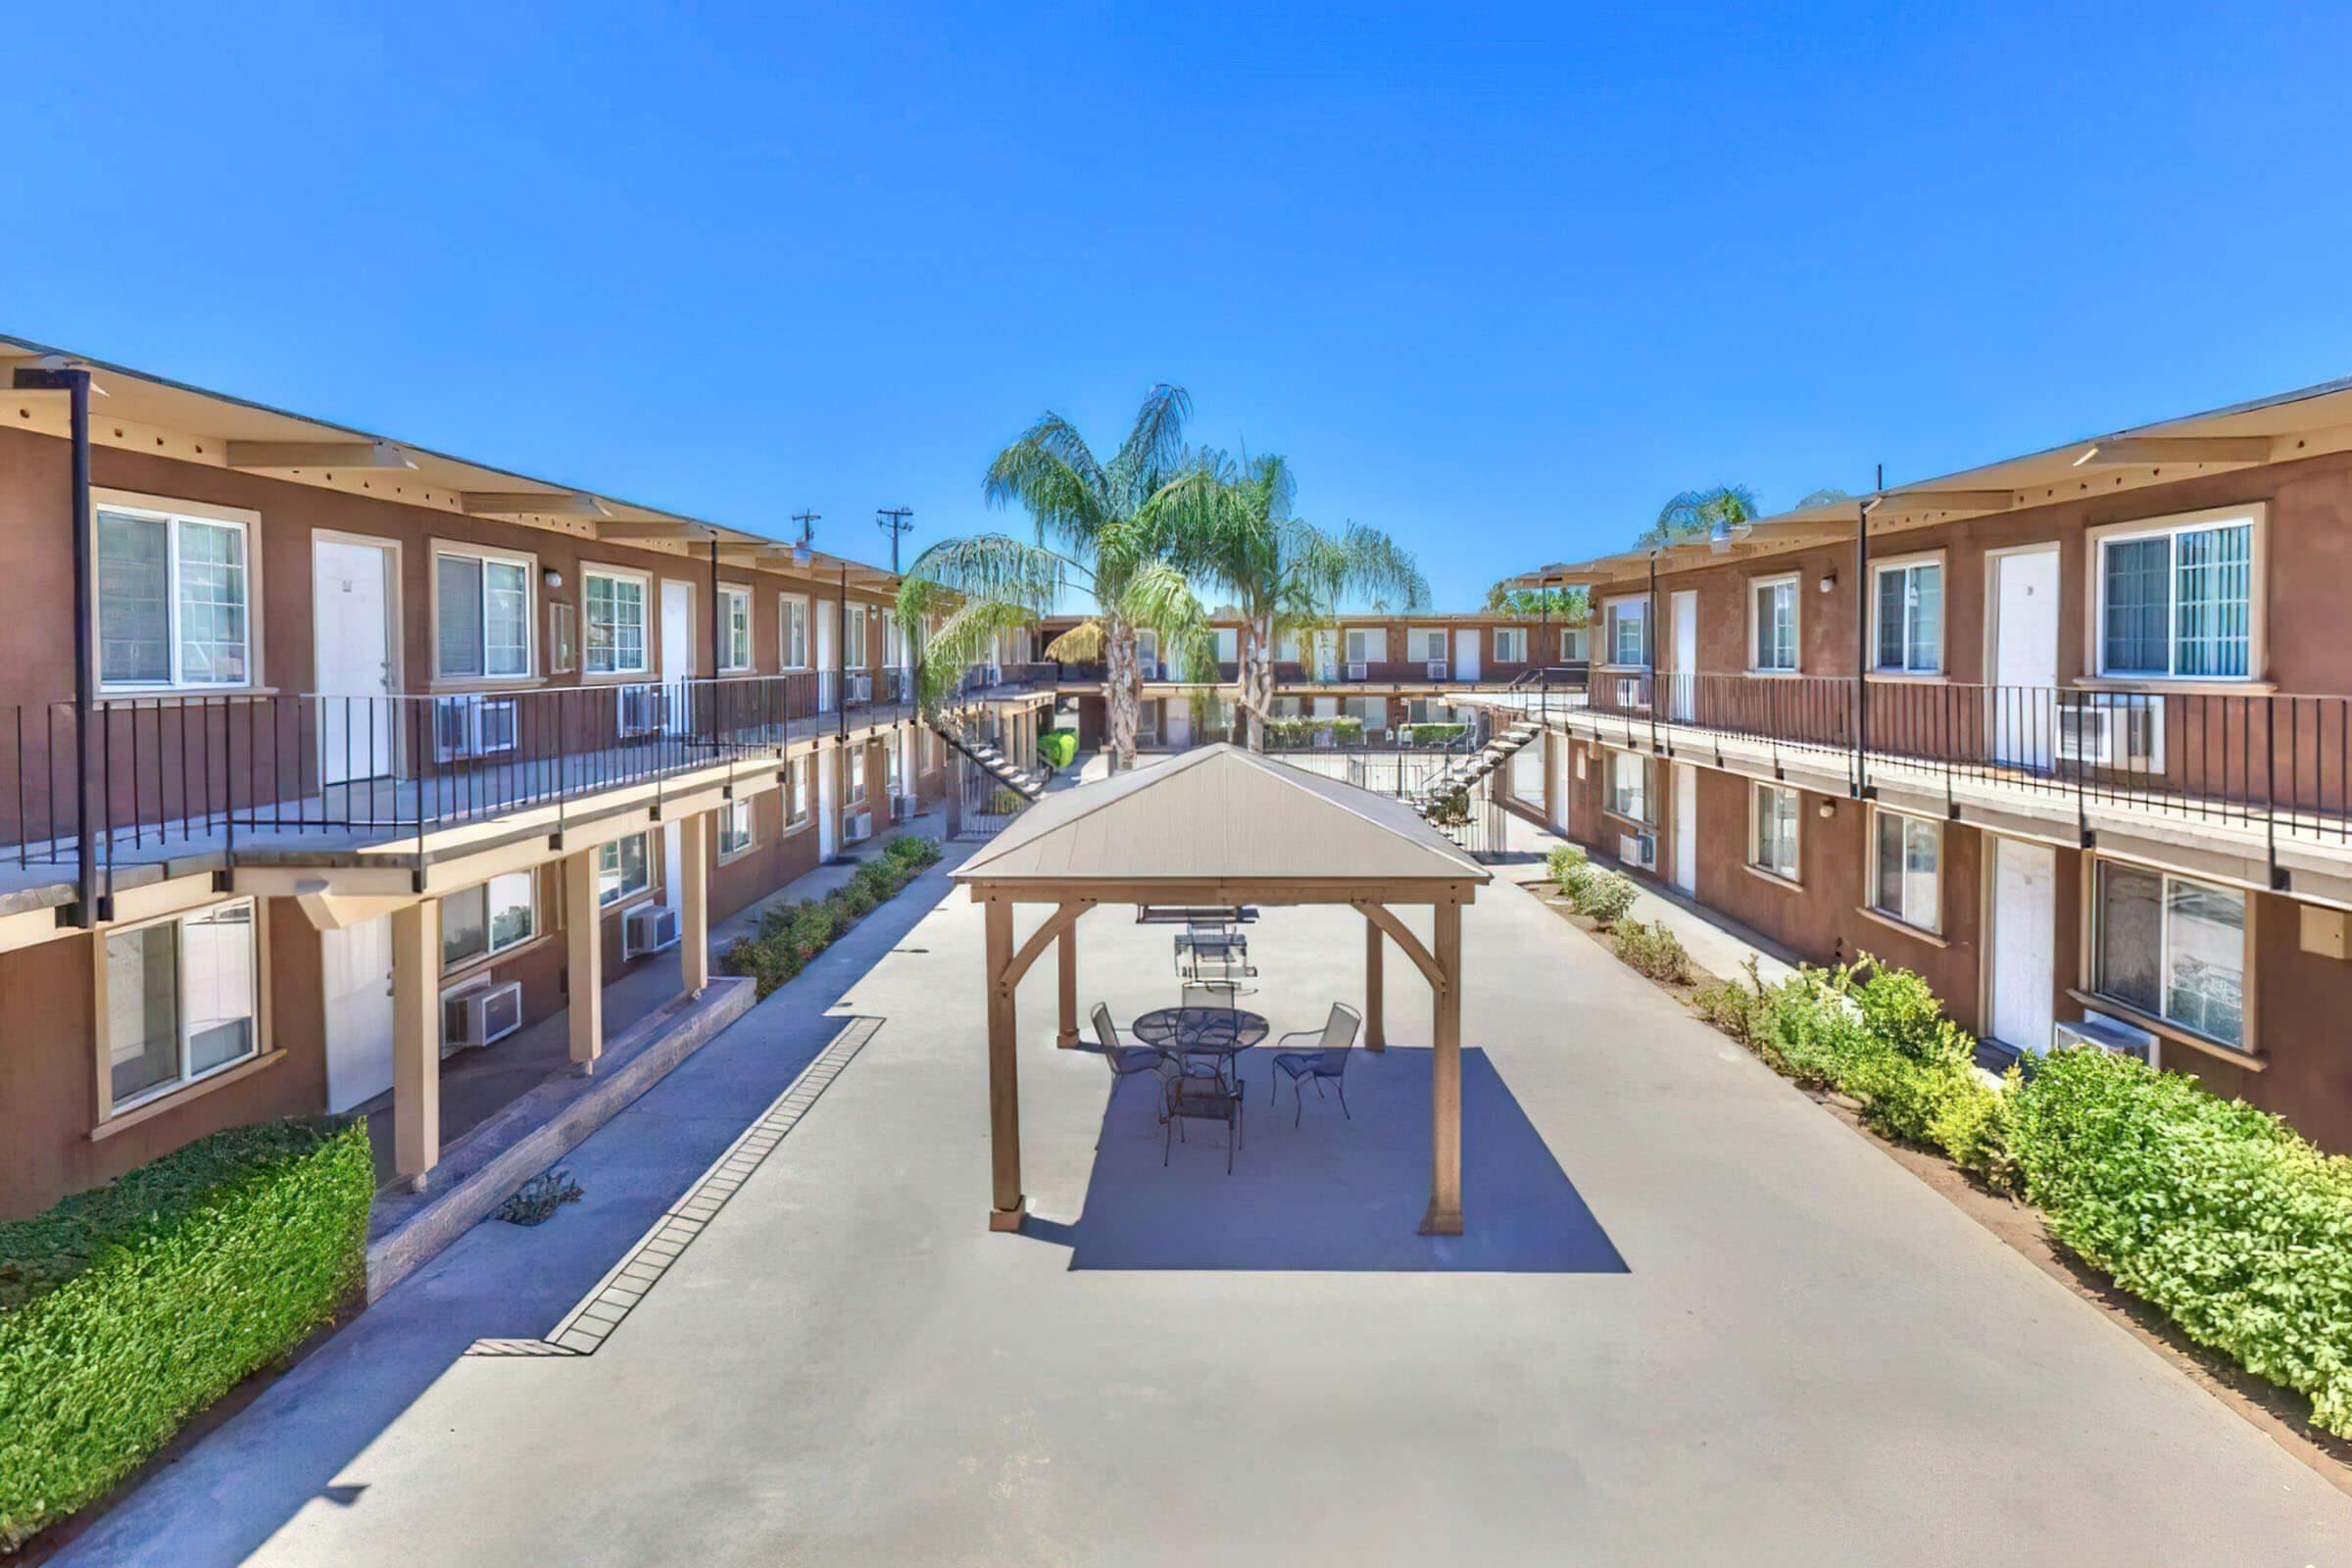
[2008,1047,2352,1436]
[1405,722,1468,746]
[0,1117,374,1547]
[719,833,944,998]
[1038,729,1078,770]
[1261,714,1364,747]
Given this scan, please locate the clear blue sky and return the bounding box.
[6,2,2350,608]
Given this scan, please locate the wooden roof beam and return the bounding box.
[225,440,415,470]
[461,491,611,517]
[2074,436,2275,467]
[1874,489,2014,514]
[596,518,721,542]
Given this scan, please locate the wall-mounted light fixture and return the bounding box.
[543,568,564,591]
[1816,799,1837,819]
[1817,572,1837,594]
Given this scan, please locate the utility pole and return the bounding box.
[791,510,821,556]
[875,507,913,574]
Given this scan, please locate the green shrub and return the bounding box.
[0,1118,373,1547]
[1545,843,1588,893]
[719,835,941,998]
[1692,956,1767,1046]
[1262,714,1366,747]
[1569,868,1638,926]
[1406,722,1468,746]
[2009,1046,2352,1437]
[1038,729,1079,769]
[1612,918,1690,984]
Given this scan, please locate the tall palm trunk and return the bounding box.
[1240,615,1277,751]
[1104,616,1140,771]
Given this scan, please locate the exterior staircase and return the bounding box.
[1409,719,1543,820]
[929,711,1045,803]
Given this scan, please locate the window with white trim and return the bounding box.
[104,900,259,1111]
[2096,513,2255,679]
[1276,632,1302,662]
[846,606,868,666]
[1869,808,1940,932]
[1608,750,1649,822]
[785,755,812,827]
[717,797,756,858]
[97,504,251,689]
[2093,862,2246,1048]
[1405,627,1446,662]
[1345,696,1386,727]
[598,833,653,905]
[886,734,905,796]
[1605,597,1648,667]
[1559,625,1589,662]
[1872,559,1943,674]
[848,746,867,802]
[781,595,810,668]
[1493,627,1528,662]
[584,569,649,675]
[1343,627,1386,663]
[719,586,753,672]
[435,548,532,679]
[1750,575,1799,672]
[1214,627,1239,663]
[1749,783,1799,881]
[442,871,536,970]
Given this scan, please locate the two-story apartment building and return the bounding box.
[1041,611,1589,750]
[1502,376,2352,1152]
[0,335,1045,1216]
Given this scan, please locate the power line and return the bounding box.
[875,507,914,573]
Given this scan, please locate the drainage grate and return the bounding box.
[466,1014,882,1358]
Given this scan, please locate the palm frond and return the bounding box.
[913,597,1044,710]
[1042,618,1104,662]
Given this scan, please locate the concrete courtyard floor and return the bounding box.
[61,813,2352,1563]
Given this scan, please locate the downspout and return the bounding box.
[1646,549,1660,757]
[838,564,850,744]
[708,536,721,746]
[1853,499,1870,798]
[15,366,97,925]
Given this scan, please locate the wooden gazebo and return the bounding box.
[952,744,1492,1236]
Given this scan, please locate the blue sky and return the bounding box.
[5,2,2350,608]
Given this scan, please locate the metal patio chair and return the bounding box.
[1164,1073,1244,1173]
[1271,1003,1361,1126]
[1091,1004,1177,1144]
[1178,982,1251,1095]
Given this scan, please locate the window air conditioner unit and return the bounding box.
[844,809,874,845]
[1619,830,1657,871]
[1346,661,1369,681]
[2052,1011,2159,1067]
[623,902,681,959]
[432,695,520,760]
[615,683,664,737]
[1426,660,1449,681]
[1615,677,1645,709]
[2056,693,2164,769]
[442,980,523,1055]
[891,793,920,822]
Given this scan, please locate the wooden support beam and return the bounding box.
[564,848,604,1072]
[391,899,441,1192]
[1875,489,2014,514]
[2074,435,2274,467]
[680,812,710,999]
[1003,900,1092,993]
[1421,899,1464,1236]
[985,898,1025,1232]
[1350,900,1446,992]
[224,439,415,470]
[597,518,721,541]
[1364,912,1386,1052]
[1056,919,1080,1049]
[461,490,611,517]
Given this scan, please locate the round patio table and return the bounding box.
[1130,1006,1269,1083]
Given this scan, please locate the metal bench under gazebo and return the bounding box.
[951,743,1492,1236]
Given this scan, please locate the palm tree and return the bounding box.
[1161,452,1428,749]
[896,384,1213,770]
[1639,484,1763,549]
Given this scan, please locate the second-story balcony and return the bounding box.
[0,670,916,912]
[1524,670,2352,893]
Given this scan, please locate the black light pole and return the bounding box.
[1647,548,1661,756]
[838,564,851,744]
[708,536,722,744]
[875,507,913,574]
[16,364,96,925]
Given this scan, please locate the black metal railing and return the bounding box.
[1578,670,2352,850]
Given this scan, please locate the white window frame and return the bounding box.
[2088,504,2264,682]
[1213,627,1240,663]
[1492,626,1528,663]
[1276,632,1302,663]
[780,594,811,669]
[1869,552,1945,676]
[1606,748,1650,824]
[597,832,655,906]
[717,797,758,860]
[1747,573,1800,674]
[1405,627,1446,663]
[718,585,754,673]
[94,497,258,693]
[1343,626,1387,663]
[846,605,869,666]
[441,870,538,973]
[1747,782,1801,883]
[431,541,538,683]
[582,565,652,677]
[1868,807,1942,933]
[784,754,813,829]
[1604,595,1649,669]
[100,898,263,1116]
[2090,860,2250,1051]
[848,745,867,803]
[1559,625,1589,662]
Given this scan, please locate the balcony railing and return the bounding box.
[1574,671,2352,850]
[0,671,915,890]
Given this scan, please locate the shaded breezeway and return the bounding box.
[56,828,2352,1566]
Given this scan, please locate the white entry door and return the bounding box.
[1672,762,1697,893]
[1453,628,1481,682]
[1548,735,1569,833]
[661,580,695,736]
[1670,590,1697,721]
[321,916,396,1112]
[313,538,396,785]
[1991,547,2060,767]
[1166,703,1193,749]
[1988,836,2058,1052]
[817,748,839,858]
[816,599,840,710]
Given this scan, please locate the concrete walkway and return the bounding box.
[61,816,2352,1563]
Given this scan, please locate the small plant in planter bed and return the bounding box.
[719,834,944,999]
